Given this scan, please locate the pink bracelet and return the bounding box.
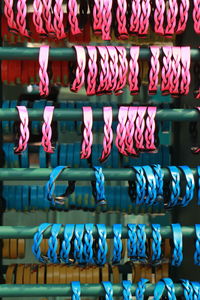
[170,46,181,96]
[70,45,86,93]
[53,0,66,39]
[4,0,18,33]
[33,0,46,35]
[97,46,110,95]
[115,46,128,95]
[42,0,55,37]
[161,46,173,95]
[14,106,30,154]
[180,46,191,95]
[154,0,165,35]
[106,46,119,94]
[128,46,140,95]
[86,46,98,96]
[165,0,178,37]
[39,45,50,97]
[41,106,55,153]
[145,106,157,151]
[125,106,138,156]
[130,0,141,34]
[16,0,30,37]
[139,0,151,36]
[81,107,93,159]
[93,0,103,35]
[115,106,128,156]
[193,0,200,34]
[99,107,113,162]
[149,46,160,95]
[102,0,112,40]
[191,107,200,154]
[68,0,82,35]
[116,0,128,39]
[176,0,189,33]
[134,106,146,151]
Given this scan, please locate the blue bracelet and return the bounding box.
[60,224,74,264]
[91,166,106,206]
[197,166,200,205]
[151,224,162,263]
[194,224,200,266]
[127,224,137,260]
[161,278,176,300]
[181,279,194,300]
[128,167,146,205]
[190,281,200,300]
[178,166,195,207]
[171,223,183,266]
[102,282,113,300]
[71,281,81,300]
[122,280,132,300]
[32,223,51,262]
[153,280,166,300]
[151,164,164,201]
[47,223,62,263]
[112,224,122,264]
[142,166,157,206]
[166,166,181,208]
[136,224,147,262]
[74,224,84,264]
[135,278,149,300]
[96,224,108,265]
[83,223,94,264]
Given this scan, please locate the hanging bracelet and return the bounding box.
[71,281,81,300]
[91,166,106,206]
[83,223,94,264]
[161,278,177,299]
[125,106,138,156]
[116,0,128,39]
[129,0,141,34]
[33,0,46,36]
[161,46,173,95]
[97,46,110,95]
[47,223,62,263]
[151,164,164,201]
[122,280,132,299]
[106,46,119,94]
[178,166,195,207]
[194,224,200,266]
[115,106,128,156]
[176,0,189,33]
[71,45,86,93]
[138,0,151,36]
[128,46,140,95]
[41,106,55,153]
[102,0,112,40]
[112,224,123,264]
[100,107,113,162]
[193,0,200,34]
[165,0,178,37]
[14,106,30,154]
[115,46,128,95]
[53,0,66,39]
[32,223,51,262]
[92,0,103,35]
[154,0,165,35]
[142,166,157,206]
[42,0,55,37]
[180,46,191,95]
[170,47,181,97]
[86,46,98,96]
[74,224,85,264]
[102,281,113,300]
[165,166,181,208]
[135,278,149,300]
[81,107,93,159]
[145,107,157,151]
[96,224,108,265]
[127,224,137,260]
[128,166,146,205]
[60,224,74,264]
[151,224,162,263]
[149,47,160,95]
[67,0,81,35]
[16,0,30,37]
[134,106,146,151]
[4,0,18,33]
[171,223,183,266]
[39,45,50,96]
[136,224,147,262]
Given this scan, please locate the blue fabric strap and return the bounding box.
[71,281,81,300]
[74,224,85,264]
[194,224,200,266]
[178,166,195,207]
[153,280,165,300]
[142,166,157,206]
[92,166,106,205]
[161,278,176,300]
[135,278,149,300]
[151,164,164,201]
[136,224,147,262]
[122,280,132,300]
[112,224,122,264]
[128,166,146,205]
[60,224,74,264]
[47,223,62,263]
[83,223,94,264]
[96,224,108,265]
[102,281,113,300]
[166,166,181,208]
[32,223,52,262]
[151,224,162,263]
[181,279,194,300]
[127,224,137,260]
[171,223,183,266]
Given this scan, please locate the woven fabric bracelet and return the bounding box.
[142,166,157,206]
[41,106,55,153]
[176,0,189,33]
[161,46,173,95]
[178,166,194,207]
[122,280,132,299]
[100,107,113,162]
[86,46,98,96]
[154,0,165,35]
[128,46,140,95]
[194,224,200,266]
[134,106,146,151]
[102,0,112,40]
[39,45,50,96]
[53,0,66,39]
[128,166,146,205]
[151,164,164,201]
[191,281,200,300]
[180,46,191,95]
[67,0,81,35]
[145,107,157,151]
[96,224,108,265]
[81,106,93,159]
[91,166,106,206]
[154,280,166,299]
[165,0,178,36]
[83,223,94,264]
[161,278,176,300]
[151,224,162,263]
[125,106,138,156]
[92,0,103,35]
[4,0,18,33]
[191,108,200,153]
[33,0,46,35]
[102,282,113,300]
[71,281,81,300]
[16,0,29,37]
[135,278,149,299]
[193,0,200,34]
[127,224,137,260]
[14,106,30,154]
[112,224,123,264]
[149,47,160,95]
[47,223,62,263]
[171,223,183,266]
[32,223,51,262]
[106,46,119,94]
[139,0,151,36]
[129,0,141,34]
[115,46,128,95]
[181,279,194,300]
[42,0,55,37]
[170,47,181,96]
[165,166,181,208]
[115,106,128,155]
[60,224,74,264]
[71,45,86,93]
[136,224,147,262]
[74,224,84,264]
[116,0,128,39]
[97,46,110,95]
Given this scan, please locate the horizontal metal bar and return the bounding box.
[0,108,199,121]
[0,168,198,181]
[0,284,185,297]
[0,225,195,239]
[0,47,199,61]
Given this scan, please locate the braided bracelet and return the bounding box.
[135,279,149,299]
[127,224,137,260]
[53,0,66,39]
[33,0,46,35]
[161,278,176,300]
[97,46,110,95]
[71,46,86,93]
[67,0,81,35]
[4,0,18,34]
[165,0,178,37]
[42,0,55,37]
[151,224,162,263]
[161,46,173,95]
[134,106,146,151]
[194,224,200,266]
[74,224,84,264]
[125,106,138,156]
[115,46,128,95]
[149,47,160,95]
[142,166,157,206]
[116,0,128,39]
[86,46,98,96]
[91,166,106,205]
[129,0,141,34]
[128,166,146,205]
[39,45,50,96]
[139,0,151,36]
[83,223,94,264]
[41,106,55,153]
[193,0,200,34]
[170,47,181,97]
[102,0,112,40]
[181,279,194,300]
[92,0,103,35]
[151,164,164,201]
[96,224,108,265]
[136,224,147,262]
[71,281,81,300]
[32,223,51,262]
[81,107,93,159]
[191,282,200,299]
[171,223,183,266]
[115,106,128,155]
[16,0,29,37]
[165,166,181,208]
[100,107,113,162]
[176,0,189,33]
[180,46,191,95]
[128,46,140,95]
[145,107,157,151]
[14,106,30,154]
[112,224,123,264]
[106,46,119,94]
[153,0,165,35]
[154,280,166,299]
[102,282,113,300]
[47,223,62,263]
[60,224,74,263]
[178,166,195,207]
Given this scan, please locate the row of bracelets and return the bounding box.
[32,223,200,267]
[3,0,200,39]
[12,106,200,158]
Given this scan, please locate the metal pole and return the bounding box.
[0,108,199,121]
[0,284,185,296]
[0,168,198,181]
[0,225,195,238]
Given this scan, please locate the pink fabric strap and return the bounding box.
[128,46,140,95]
[154,0,165,35]
[33,0,46,35]
[93,0,103,35]
[130,0,141,34]
[145,106,157,151]
[14,106,30,154]
[176,0,189,33]
[165,0,178,36]
[193,0,200,34]
[115,46,128,95]
[71,45,86,93]
[42,0,55,37]
[41,106,55,153]
[149,46,160,95]
[125,106,138,155]
[16,0,30,37]
[191,107,200,154]
[68,0,81,35]
[180,46,191,95]
[97,46,110,95]
[81,107,93,159]
[116,0,128,39]
[134,106,146,151]
[139,0,151,36]
[39,45,50,97]
[106,46,119,94]
[115,106,128,156]
[86,46,98,96]
[53,0,66,39]
[161,46,173,95]
[170,46,181,96]
[102,0,112,40]
[100,107,113,162]
[4,0,18,33]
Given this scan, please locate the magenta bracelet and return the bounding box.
[81,107,93,159]
[115,46,128,95]
[42,0,55,37]
[161,46,173,95]
[180,46,191,95]
[134,106,146,151]
[148,46,160,95]
[130,0,141,34]
[53,0,66,39]
[71,45,86,93]
[14,106,30,154]
[100,107,113,162]
[138,0,151,36]
[116,0,128,39]
[176,0,189,33]
[39,45,50,97]
[193,0,200,34]
[191,107,200,154]
[4,0,18,33]
[115,106,128,156]
[102,0,112,40]
[97,46,110,95]
[125,106,138,156]
[93,0,103,35]
[67,0,82,35]
[154,0,165,35]
[41,106,55,153]
[128,46,140,95]
[170,46,181,97]
[33,0,46,35]
[145,107,157,151]
[165,0,178,37]
[16,0,30,37]
[107,46,119,94]
[86,46,98,96]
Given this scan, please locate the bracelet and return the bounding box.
[128,46,140,95]
[178,166,195,207]
[71,281,81,300]
[102,281,113,300]
[33,0,46,36]
[96,224,108,265]
[14,106,30,154]
[161,278,176,299]
[115,46,128,95]
[4,0,18,33]
[60,224,74,264]
[149,47,160,95]
[91,166,106,205]
[151,224,162,263]
[194,224,200,266]
[83,223,94,264]
[92,0,103,35]
[135,278,149,299]
[32,223,51,262]
[142,166,157,206]
[47,223,62,263]
[97,46,110,95]
[74,224,84,264]
[180,46,191,95]
[129,0,141,34]
[151,164,164,201]
[161,46,173,95]
[53,0,66,39]
[176,0,189,33]
[67,0,81,35]
[112,224,122,264]
[81,107,93,159]
[127,224,137,260]
[99,107,113,162]
[191,281,200,299]
[115,106,128,155]
[102,0,112,40]
[165,166,181,208]
[134,106,146,151]
[128,166,146,205]
[181,279,194,300]
[165,0,178,36]
[145,107,157,151]
[171,223,183,266]
[39,45,50,96]
[116,0,128,39]
[16,0,29,37]
[125,106,138,156]
[106,46,119,94]
[170,47,181,96]
[41,106,55,153]
[193,0,200,34]
[154,0,165,35]
[154,280,166,299]
[42,0,55,37]
[138,0,151,36]
[70,46,86,93]
[86,46,98,96]
[136,224,147,262]
[122,280,132,299]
